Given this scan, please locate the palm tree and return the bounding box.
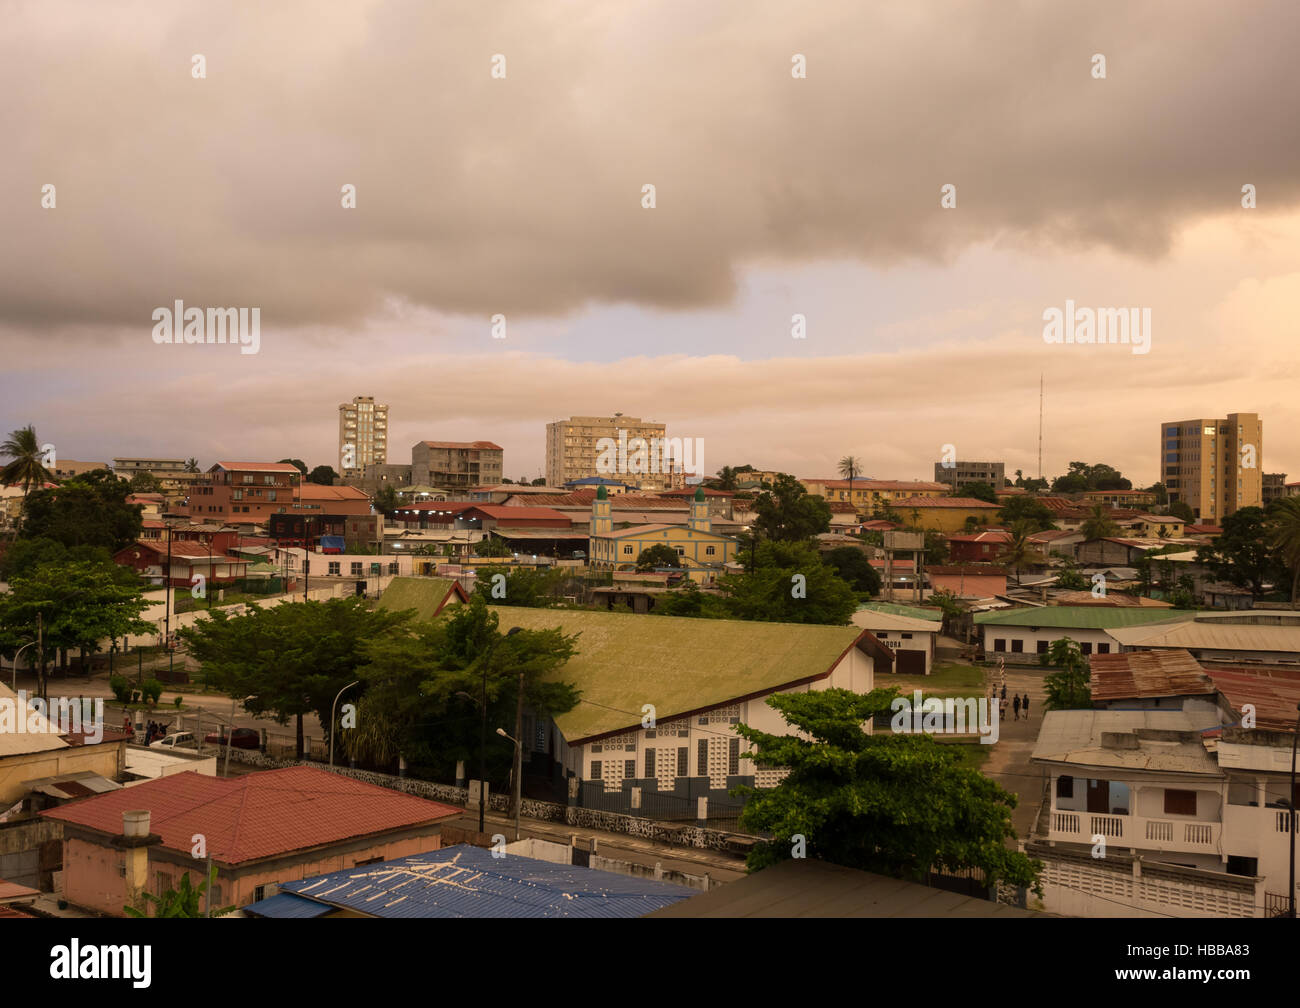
[1268,497,1300,609]
[716,466,738,492]
[1080,503,1120,541]
[1001,520,1039,585]
[184,458,200,473]
[0,425,53,497]
[839,456,862,513]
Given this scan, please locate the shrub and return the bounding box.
[142,679,164,705]
[172,695,183,709]
[109,675,131,704]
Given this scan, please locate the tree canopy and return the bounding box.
[19,469,143,552]
[1196,506,1283,595]
[308,465,338,485]
[636,544,682,570]
[752,474,831,543]
[996,496,1055,532]
[735,688,1042,893]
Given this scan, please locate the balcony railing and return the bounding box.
[1049,807,1220,854]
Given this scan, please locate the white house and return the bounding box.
[852,603,943,675]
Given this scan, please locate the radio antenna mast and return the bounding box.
[1038,373,1044,480]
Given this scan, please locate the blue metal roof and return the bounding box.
[243,891,333,918]
[319,535,346,554]
[270,844,695,918]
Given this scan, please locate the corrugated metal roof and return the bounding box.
[1110,620,1300,653]
[1089,649,1215,702]
[270,845,694,918]
[1203,666,1300,732]
[975,607,1186,630]
[242,892,333,918]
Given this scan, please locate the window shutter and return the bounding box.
[697,739,708,776]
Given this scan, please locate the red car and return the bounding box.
[203,727,261,749]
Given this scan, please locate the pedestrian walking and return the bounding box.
[1013,694,1021,720]
[1000,684,1007,701]
[1022,694,1030,720]
[999,697,1007,721]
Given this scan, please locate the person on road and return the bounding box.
[1013,694,1021,720]
[1000,684,1007,701]
[1022,693,1030,720]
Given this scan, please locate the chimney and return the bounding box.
[116,810,162,915]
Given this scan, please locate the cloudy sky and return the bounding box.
[3,0,1298,486]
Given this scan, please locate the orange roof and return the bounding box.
[894,496,1000,508]
[812,479,950,492]
[298,484,372,501]
[42,766,460,866]
[1203,666,1300,732]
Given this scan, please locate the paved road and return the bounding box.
[981,664,1051,841]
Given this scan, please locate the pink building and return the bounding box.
[42,766,461,916]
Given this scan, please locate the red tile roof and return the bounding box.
[466,506,572,521]
[811,480,950,492]
[298,484,372,501]
[947,531,1013,544]
[893,496,1001,509]
[656,487,734,498]
[41,767,460,866]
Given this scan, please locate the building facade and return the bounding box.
[338,396,388,479]
[1160,413,1263,522]
[411,440,503,489]
[1263,473,1287,506]
[932,460,1005,491]
[545,414,673,491]
[187,462,303,523]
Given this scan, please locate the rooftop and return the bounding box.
[41,766,461,865]
[249,844,694,918]
[1088,649,1216,702]
[974,607,1188,630]
[483,607,890,741]
[1030,709,1223,776]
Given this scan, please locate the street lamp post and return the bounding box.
[496,727,522,841]
[329,681,359,768]
[11,640,36,692]
[1290,702,1300,917]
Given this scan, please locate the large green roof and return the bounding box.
[377,577,466,621]
[974,606,1191,630]
[487,607,874,742]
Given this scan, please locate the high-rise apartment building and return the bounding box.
[338,396,388,478]
[545,414,675,491]
[1160,413,1263,522]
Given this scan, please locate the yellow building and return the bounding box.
[800,479,951,512]
[892,496,1002,534]
[1160,413,1263,523]
[1129,514,1186,539]
[588,486,737,583]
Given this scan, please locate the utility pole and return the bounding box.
[513,669,525,839]
[1290,702,1299,917]
[1038,373,1044,481]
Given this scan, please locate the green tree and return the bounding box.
[125,865,234,918]
[998,521,1039,585]
[474,565,565,607]
[636,544,682,570]
[178,597,413,759]
[278,458,308,474]
[824,547,881,596]
[720,541,856,625]
[923,529,949,566]
[345,594,579,781]
[1055,562,1086,590]
[129,470,162,493]
[473,537,513,557]
[715,466,739,492]
[1196,506,1281,596]
[1043,638,1090,710]
[373,484,400,517]
[1268,497,1300,609]
[1146,483,1169,506]
[962,481,998,504]
[18,469,142,552]
[735,688,1042,892]
[184,458,200,473]
[997,496,1055,532]
[752,474,831,543]
[654,580,731,619]
[308,465,339,485]
[838,456,863,512]
[0,425,53,498]
[0,558,153,695]
[1080,503,1120,541]
[1167,499,1195,523]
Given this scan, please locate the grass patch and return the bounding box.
[880,659,984,698]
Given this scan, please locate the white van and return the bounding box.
[149,731,198,751]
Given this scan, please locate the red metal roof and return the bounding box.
[466,506,573,521]
[1089,649,1215,702]
[1202,666,1300,732]
[211,462,303,473]
[41,766,461,866]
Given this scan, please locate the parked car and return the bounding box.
[149,731,198,751]
[203,727,261,750]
